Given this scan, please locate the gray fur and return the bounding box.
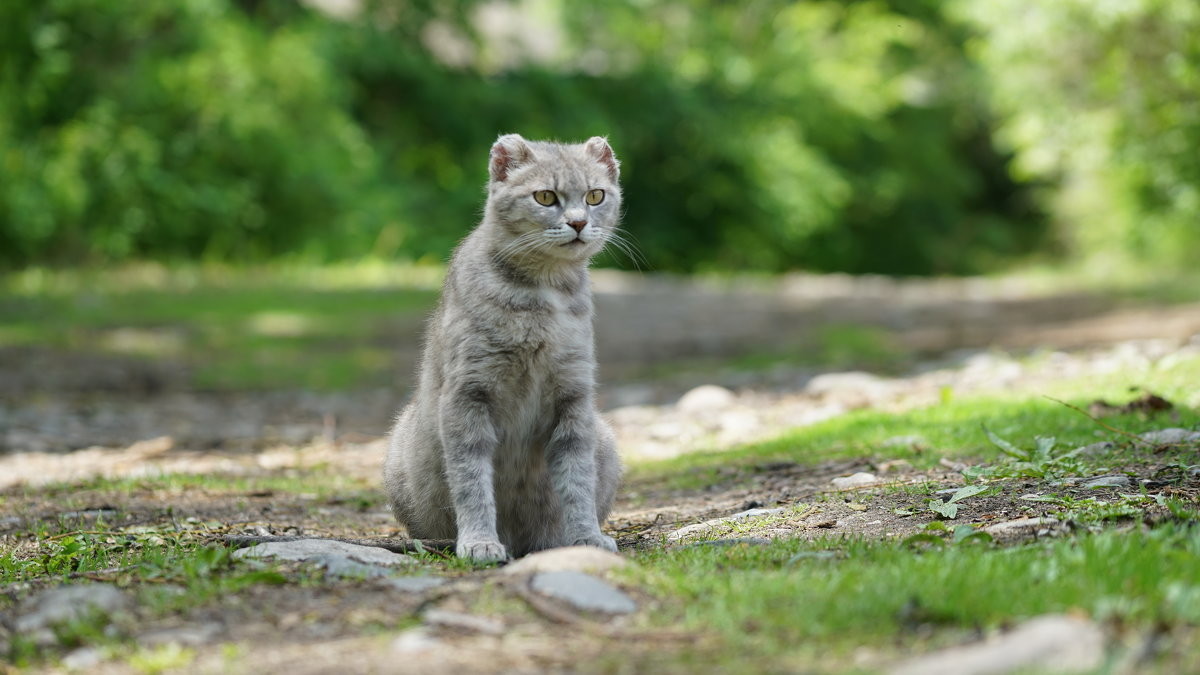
[383,134,623,562]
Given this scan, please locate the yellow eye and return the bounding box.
[585,189,605,206]
[533,190,558,206]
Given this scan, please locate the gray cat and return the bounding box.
[383,134,623,562]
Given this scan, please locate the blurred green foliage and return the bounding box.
[0,0,1194,274]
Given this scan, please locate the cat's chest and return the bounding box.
[495,288,589,350]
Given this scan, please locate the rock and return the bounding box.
[983,518,1060,537]
[14,584,129,645]
[683,537,773,549]
[889,614,1105,675]
[232,539,417,569]
[831,472,879,489]
[61,647,104,670]
[138,622,222,646]
[1079,475,1133,489]
[392,627,441,654]
[382,575,448,592]
[676,385,736,413]
[805,371,894,399]
[1137,428,1200,445]
[1072,441,1115,457]
[503,546,629,576]
[530,571,637,614]
[422,609,504,635]
[314,554,397,579]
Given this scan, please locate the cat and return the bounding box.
[383,134,623,562]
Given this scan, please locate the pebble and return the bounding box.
[530,571,637,614]
[14,584,129,645]
[392,627,442,654]
[676,385,736,413]
[684,537,773,549]
[889,614,1105,675]
[503,546,629,576]
[61,647,104,670]
[831,472,879,489]
[665,507,787,542]
[422,609,504,635]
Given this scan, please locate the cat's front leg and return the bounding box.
[547,390,617,553]
[440,380,508,562]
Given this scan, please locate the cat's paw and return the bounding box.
[569,533,618,553]
[456,539,508,563]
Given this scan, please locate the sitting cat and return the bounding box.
[383,134,623,562]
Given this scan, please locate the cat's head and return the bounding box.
[485,134,622,264]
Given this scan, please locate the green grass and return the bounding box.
[630,353,1200,491]
[0,262,439,391]
[620,524,1200,672]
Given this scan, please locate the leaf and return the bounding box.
[927,500,959,519]
[953,525,994,545]
[894,508,916,517]
[982,426,1029,460]
[1034,436,1057,461]
[946,485,988,504]
[902,533,946,549]
[923,521,950,532]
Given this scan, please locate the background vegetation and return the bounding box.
[1,0,1196,275]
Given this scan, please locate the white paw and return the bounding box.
[570,533,618,553]
[456,539,508,563]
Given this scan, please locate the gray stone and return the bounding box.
[15,584,129,644]
[382,575,448,592]
[503,546,629,576]
[61,647,104,670]
[530,571,637,614]
[684,537,773,549]
[665,506,786,542]
[1137,428,1200,445]
[831,472,879,489]
[983,517,1060,537]
[138,622,222,646]
[232,539,417,568]
[1079,475,1133,489]
[422,609,504,635]
[676,385,736,413]
[889,614,1105,675]
[1072,441,1114,457]
[313,554,395,579]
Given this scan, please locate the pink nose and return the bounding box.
[567,220,587,233]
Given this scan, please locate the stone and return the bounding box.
[889,614,1105,675]
[530,571,637,614]
[1079,475,1133,489]
[503,546,629,576]
[805,371,894,398]
[831,472,879,489]
[676,385,736,413]
[314,554,396,579]
[392,627,442,654]
[1137,428,1200,445]
[983,517,1060,537]
[422,609,504,635]
[232,539,417,569]
[61,647,104,670]
[684,537,773,549]
[382,576,448,593]
[14,584,129,645]
[138,622,222,646]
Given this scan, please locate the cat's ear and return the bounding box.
[489,134,532,183]
[585,136,620,182]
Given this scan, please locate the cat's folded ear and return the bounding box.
[585,136,620,182]
[490,134,533,183]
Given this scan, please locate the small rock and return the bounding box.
[684,537,773,549]
[382,575,448,592]
[392,627,441,654]
[61,647,104,670]
[805,371,894,399]
[138,622,222,646]
[530,571,637,614]
[831,472,879,489]
[983,518,1060,537]
[665,507,787,542]
[232,539,417,568]
[676,385,736,413]
[1072,441,1115,457]
[422,609,504,635]
[1137,428,1200,445]
[15,584,129,645]
[503,546,629,576]
[889,614,1105,675]
[1079,475,1133,489]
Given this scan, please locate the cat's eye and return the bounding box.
[585,189,605,206]
[533,190,558,206]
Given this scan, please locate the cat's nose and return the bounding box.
[567,220,587,233]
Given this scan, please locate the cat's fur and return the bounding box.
[383,134,623,562]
